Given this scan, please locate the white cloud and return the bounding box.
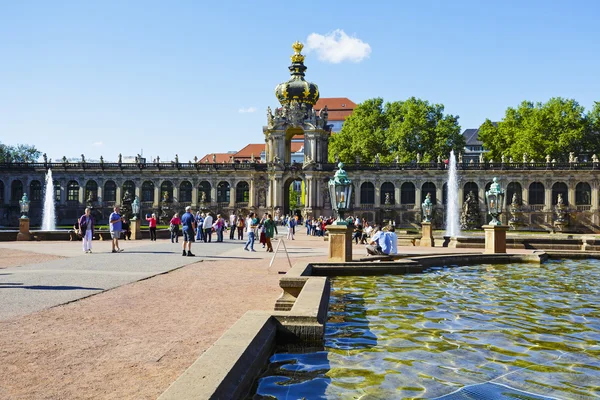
[306,29,371,64]
[238,107,257,113]
[93,141,103,146]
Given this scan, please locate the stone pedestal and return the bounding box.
[130,219,142,240]
[327,224,353,262]
[17,218,31,241]
[420,222,434,247]
[483,225,509,254]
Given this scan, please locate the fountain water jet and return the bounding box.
[41,168,56,231]
[445,151,461,237]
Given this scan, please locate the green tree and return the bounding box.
[289,186,299,213]
[479,98,593,162]
[328,97,463,163]
[0,142,41,163]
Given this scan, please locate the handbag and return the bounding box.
[169,224,175,232]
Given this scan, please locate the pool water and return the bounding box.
[254,260,600,399]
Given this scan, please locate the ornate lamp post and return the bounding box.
[483,177,508,253]
[420,192,434,247]
[485,177,505,226]
[19,193,30,219]
[421,192,433,223]
[328,162,353,225]
[327,162,353,261]
[17,193,31,241]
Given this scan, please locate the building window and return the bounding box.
[400,182,416,204]
[360,182,375,204]
[30,180,42,201]
[85,180,98,202]
[575,182,591,205]
[54,181,61,202]
[67,181,79,202]
[217,181,230,203]
[422,182,436,204]
[463,182,479,202]
[236,181,250,203]
[506,182,522,204]
[380,182,395,205]
[552,182,568,205]
[122,180,135,201]
[11,180,23,201]
[180,181,192,202]
[528,182,544,205]
[0,180,4,203]
[142,181,154,202]
[161,181,173,202]
[104,181,116,202]
[199,181,211,203]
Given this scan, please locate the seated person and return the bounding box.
[352,224,364,244]
[384,226,398,255]
[366,225,392,255]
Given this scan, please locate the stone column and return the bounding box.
[210,183,218,206]
[591,181,599,211]
[374,184,381,207]
[60,180,67,205]
[134,185,141,200]
[305,177,313,208]
[78,185,84,205]
[173,186,179,202]
[483,225,509,254]
[17,218,31,241]
[420,222,434,247]
[568,181,576,206]
[435,183,443,207]
[544,183,552,211]
[394,184,401,207]
[249,178,255,208]
[327,224,353,262]
[415,183,422,210]
[3,182,9,205]
[457,184,464,211]
[116,186,122,205]
[355,180,362,208]
[97,185,103,203]
[129,219,142,240]
[191,186,198,206]
[229,183,237,208]
[153,185,160,207]
[521,183,529,206]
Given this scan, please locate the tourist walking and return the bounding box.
[263,213,277,252]
[146,213,157,241]
[236,215,245,240]
[109,206,123,253]
[203,212,213,242]
[244,212,258,252]
[79,207,94,253]
[229,213,236,240]
[286,216,295,240]
[180,206,195,256]
[195,212,204,242]
[259,215,267,248]
[169,213,181,243]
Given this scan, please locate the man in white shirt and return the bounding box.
[229,213,237,240]
[385,226,398,255]
[202,213,213,243]
[244,212,258,252]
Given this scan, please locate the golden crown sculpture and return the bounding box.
[291,41,305,63]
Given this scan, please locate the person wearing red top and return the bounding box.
[169,213,181,243]
[146,213,157,241]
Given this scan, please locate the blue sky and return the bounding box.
[2,0,599,162]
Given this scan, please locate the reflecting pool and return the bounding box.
[255,260,600,399]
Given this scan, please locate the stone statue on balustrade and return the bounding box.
[460,191,481,230]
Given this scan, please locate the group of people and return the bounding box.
[243,212,278,252]
[77,206,129,254]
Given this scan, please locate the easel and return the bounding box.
[269,238,292,273]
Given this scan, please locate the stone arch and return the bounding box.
[463,182,479,202]
[11,179,23,201]
[142,181,154,202]
[160,181,174,202]
[400,182,416,204]
[575,182,591,205]
[217,181,230,203]
[360,182,375,204]
[122,180,135,200]
[104,180,117,202]
[528,182,544,205]
[85,180,98,202]
[30,180,42,202]
[198,181,211,203]
[506,182,522,204]
[552,182,568,205]
[0,180,4,203]
[422,182,436,204]
[179,181,192,202]
[380,182,395,205]
[236,181,250,203]
[66,180,79,202]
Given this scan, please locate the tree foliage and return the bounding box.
[328,97,464,164]
[0,142,41,163]
[478,98,597,162]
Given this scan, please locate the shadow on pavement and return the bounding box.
[0,284,104,291]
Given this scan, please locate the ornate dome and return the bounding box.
[275,41,320,106]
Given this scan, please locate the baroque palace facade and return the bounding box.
[1,42,599,232]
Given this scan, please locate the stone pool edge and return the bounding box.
[158,251,557,400]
